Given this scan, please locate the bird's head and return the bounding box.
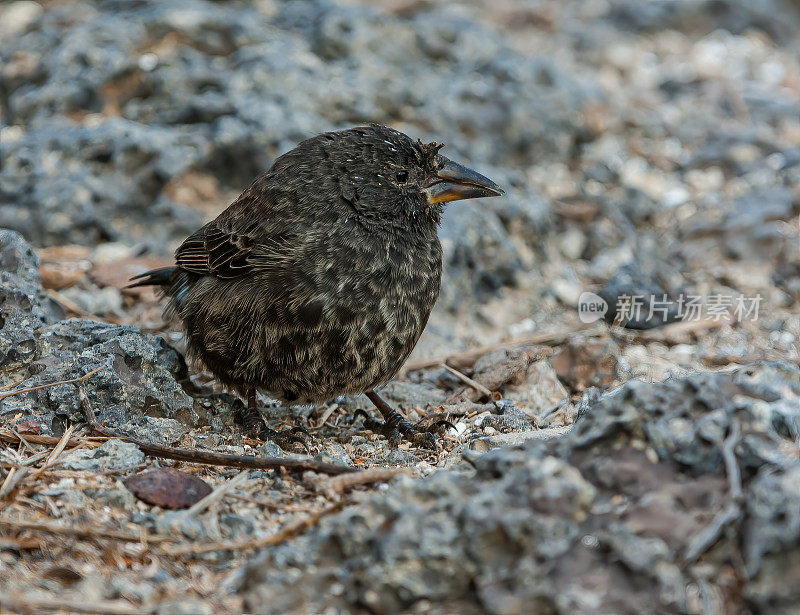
[301,125,504,238]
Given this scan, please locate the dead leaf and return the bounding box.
[42,566,83,586]
[39,263,86,290]
[124,467,212,509]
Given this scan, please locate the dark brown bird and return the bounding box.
[129,125,503,447]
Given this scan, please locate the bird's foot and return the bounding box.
[363,390,454,449]
[354,408,453,449]
[238,403,310,453]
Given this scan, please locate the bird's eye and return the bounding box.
[396,170,409,183]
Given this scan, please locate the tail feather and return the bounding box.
[126,266,177,289]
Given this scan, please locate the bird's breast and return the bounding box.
[343,240,440,388]
[351,238,441,328]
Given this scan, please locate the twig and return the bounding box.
[1,376,28,392]
[43,494,60,518]
[429,401,494,417]
[0,364,27,374]
[313,403,338,428]
[403,323,602,371]
[14,494,47,512]
[0,468,19,500]
[32,425,77,478]
[0,430,108,448]
[164,502,345,556]
[316,467,409,497]
[0,517,174,544]
[439,363,493,398]
[9,427,33,451]
[0,449,51,468]
[0,593,152,615]
[0,427,83,500]
[78,386,355,475]
[0,429,75,500]
[0,365,105,402]
[185,470,248,517]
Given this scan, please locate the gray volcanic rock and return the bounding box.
[236,362,800,615]
[596,257,686,329]
[0,230,65,368]
[61,438,145,472]
[1,317,199,436]
[0,119,207,248]
[0,230,198,437]
[27,319,197,427]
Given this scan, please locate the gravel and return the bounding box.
[61,438,144,472]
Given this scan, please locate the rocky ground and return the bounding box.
[1,0,800,613]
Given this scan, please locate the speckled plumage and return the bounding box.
[131,125,501,430]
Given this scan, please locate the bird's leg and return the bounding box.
[239,390,267,436]
[238,390,309,453]
[357,391,452,449]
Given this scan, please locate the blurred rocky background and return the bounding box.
[1,0,800,613]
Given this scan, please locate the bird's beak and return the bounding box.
[423,156,504,205]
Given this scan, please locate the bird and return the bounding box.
[129,125,503,448]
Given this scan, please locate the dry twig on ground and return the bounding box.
[0,430,108,448]
[439,363,493,398]
[1,427,83,500]
[316,467,410,497]
[0,365,106,402]
[78,386,356,475]
[0,516,174,544]
[0,594,152,615]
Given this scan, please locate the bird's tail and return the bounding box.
[126,266,177,289]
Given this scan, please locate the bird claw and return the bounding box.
[355,408,440,450]
[417,415,456,433]
[353,408,373,424]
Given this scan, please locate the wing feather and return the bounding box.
[174,184,299,280]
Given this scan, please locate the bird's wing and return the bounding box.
[175,221,253,278]
[175,184,299,279]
